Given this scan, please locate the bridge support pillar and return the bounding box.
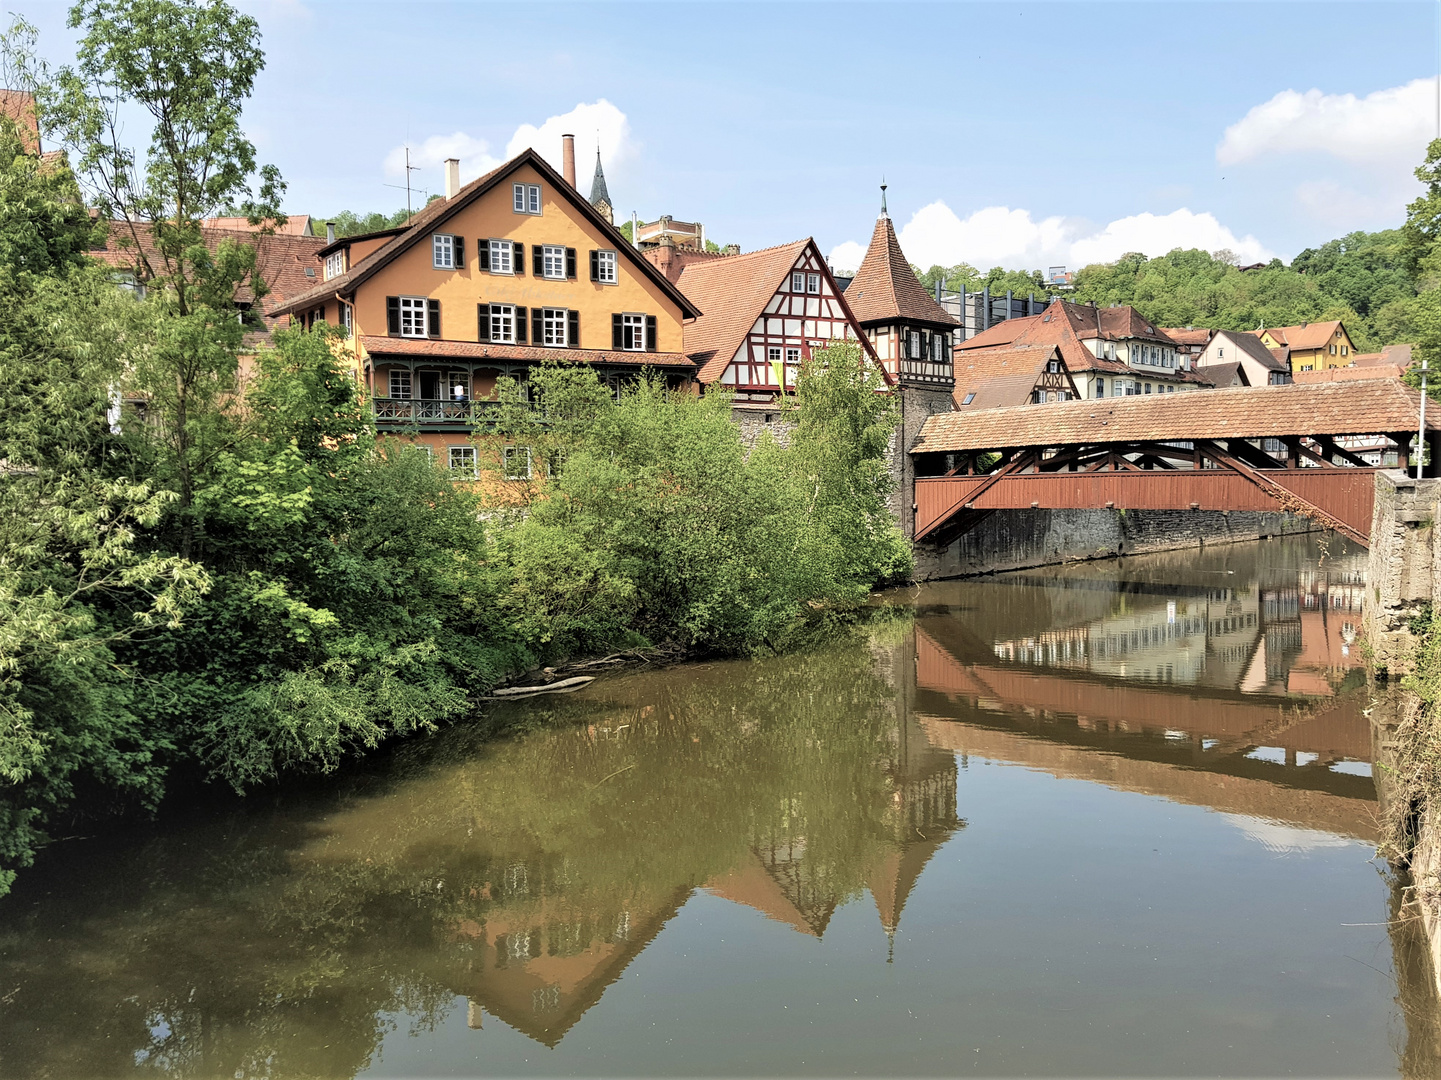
[1365,470,1441,675]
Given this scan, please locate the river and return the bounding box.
[1,535,1435,1078]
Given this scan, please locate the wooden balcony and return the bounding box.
[372,397,505,426]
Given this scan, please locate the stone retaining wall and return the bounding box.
[912,507,1317,580]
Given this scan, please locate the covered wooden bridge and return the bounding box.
[909,380,1440,547]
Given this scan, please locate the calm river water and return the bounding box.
[1,535,1436,1078]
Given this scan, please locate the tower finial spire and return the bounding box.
[880,177,888,218]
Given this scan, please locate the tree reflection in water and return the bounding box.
[0,617,960,1075]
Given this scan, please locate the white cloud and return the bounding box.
[505,99,635,183]
[830,202,1274,274]
[382,99,636,199]
[1217,77,1437,168]
[383,132,499,187]
[1070,209,1274,265]
[828,240,867,274]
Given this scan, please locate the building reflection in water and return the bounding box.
[0,537,1427,1078]
[988,559,1365,698]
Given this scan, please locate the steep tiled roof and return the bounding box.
[953,345,1068,408]
[959,303,1129,376]
[275,148,700,320]
[1062,301,1172,344]
[1161,327,1214,348]
[1292,365,1404,384]
[912,379,1438,454]
[1253,321,1345,351]
[1201,329,1289,374]
[672,240,810,383]
[93,221,326,325]
[844,214,959,329]
[1352,343,1414,368]
[1197,361,1248,387]
[359,336,695,369]
[202,214,313,236]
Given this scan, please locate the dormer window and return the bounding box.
[513,183,541,215]
[324,251,345,280]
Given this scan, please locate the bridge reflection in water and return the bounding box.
[0,537,1431,1078]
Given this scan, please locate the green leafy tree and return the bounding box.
[21,0,287,551]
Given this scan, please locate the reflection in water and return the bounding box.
[0,534,1432,1077]
[986,545,1365,697]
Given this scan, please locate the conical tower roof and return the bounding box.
[845,210,958,330]
[589,148,611,208]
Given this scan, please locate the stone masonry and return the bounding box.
[1365,472,1441,676]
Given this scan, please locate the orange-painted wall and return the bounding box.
[350,164,687,355]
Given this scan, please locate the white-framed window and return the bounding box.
[340,303,352,338]
[433,234,456,269]
[791,272,805,292]
[1095,379,1105,398]
[399,296,428,338]
[785,347,800,364]
[449,371,469,400]
[767,346,782,362]
[621,313,645,351]
[503,445,533,480]
[389,369,412,399]
[513,183,541,214]
[324,251,345,280]
[596,249,618,283]
[908,331,921,359]
[448,445,477,478]
[542,308,567,347]
[933,335,948,362]
[543,245,566,280]
[488,239,512,274]
[807,273,820,294]
[490,303,515,343]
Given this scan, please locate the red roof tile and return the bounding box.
[359,335,695,369]
[913,379,1439,454]
[844,214,959,329]
[0,89,39,154]
[93,221,326,326]
[953,344,1072,409]
[275,149,700,320]
[1252,321,1346,351]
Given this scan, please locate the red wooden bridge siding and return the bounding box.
[915,469,1378,541]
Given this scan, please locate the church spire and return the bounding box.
[879,178,888,219]
[589,146,613,224]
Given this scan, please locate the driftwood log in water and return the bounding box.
[485,676,596,699]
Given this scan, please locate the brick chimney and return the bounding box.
[444,158,460,199]
[562,134,576,187]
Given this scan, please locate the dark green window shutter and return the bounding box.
[568,309,580,348]
[479,241,490,271]
[532,309,543,345]
[533,245,544,277]
[454,236,464,267]
[590,250,599,281]
[427,299,441,338]
[515,306,527,343]
[513,242,524,274]
[612,313,623,349]
[565,248,577,279]
[477,303,490,342]
[645,315,657,352]
[387,296,400,335]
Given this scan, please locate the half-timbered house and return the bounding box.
[647,238,883,401]
[953,345,1079,408]
[272,147,701,468]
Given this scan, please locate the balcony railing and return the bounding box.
[372,398,506,424]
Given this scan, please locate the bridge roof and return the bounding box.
[912,379,1438,454]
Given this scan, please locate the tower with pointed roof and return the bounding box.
[589,148,613,225]
[843,183,963,534]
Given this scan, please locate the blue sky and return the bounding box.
[18,1,1441,272]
